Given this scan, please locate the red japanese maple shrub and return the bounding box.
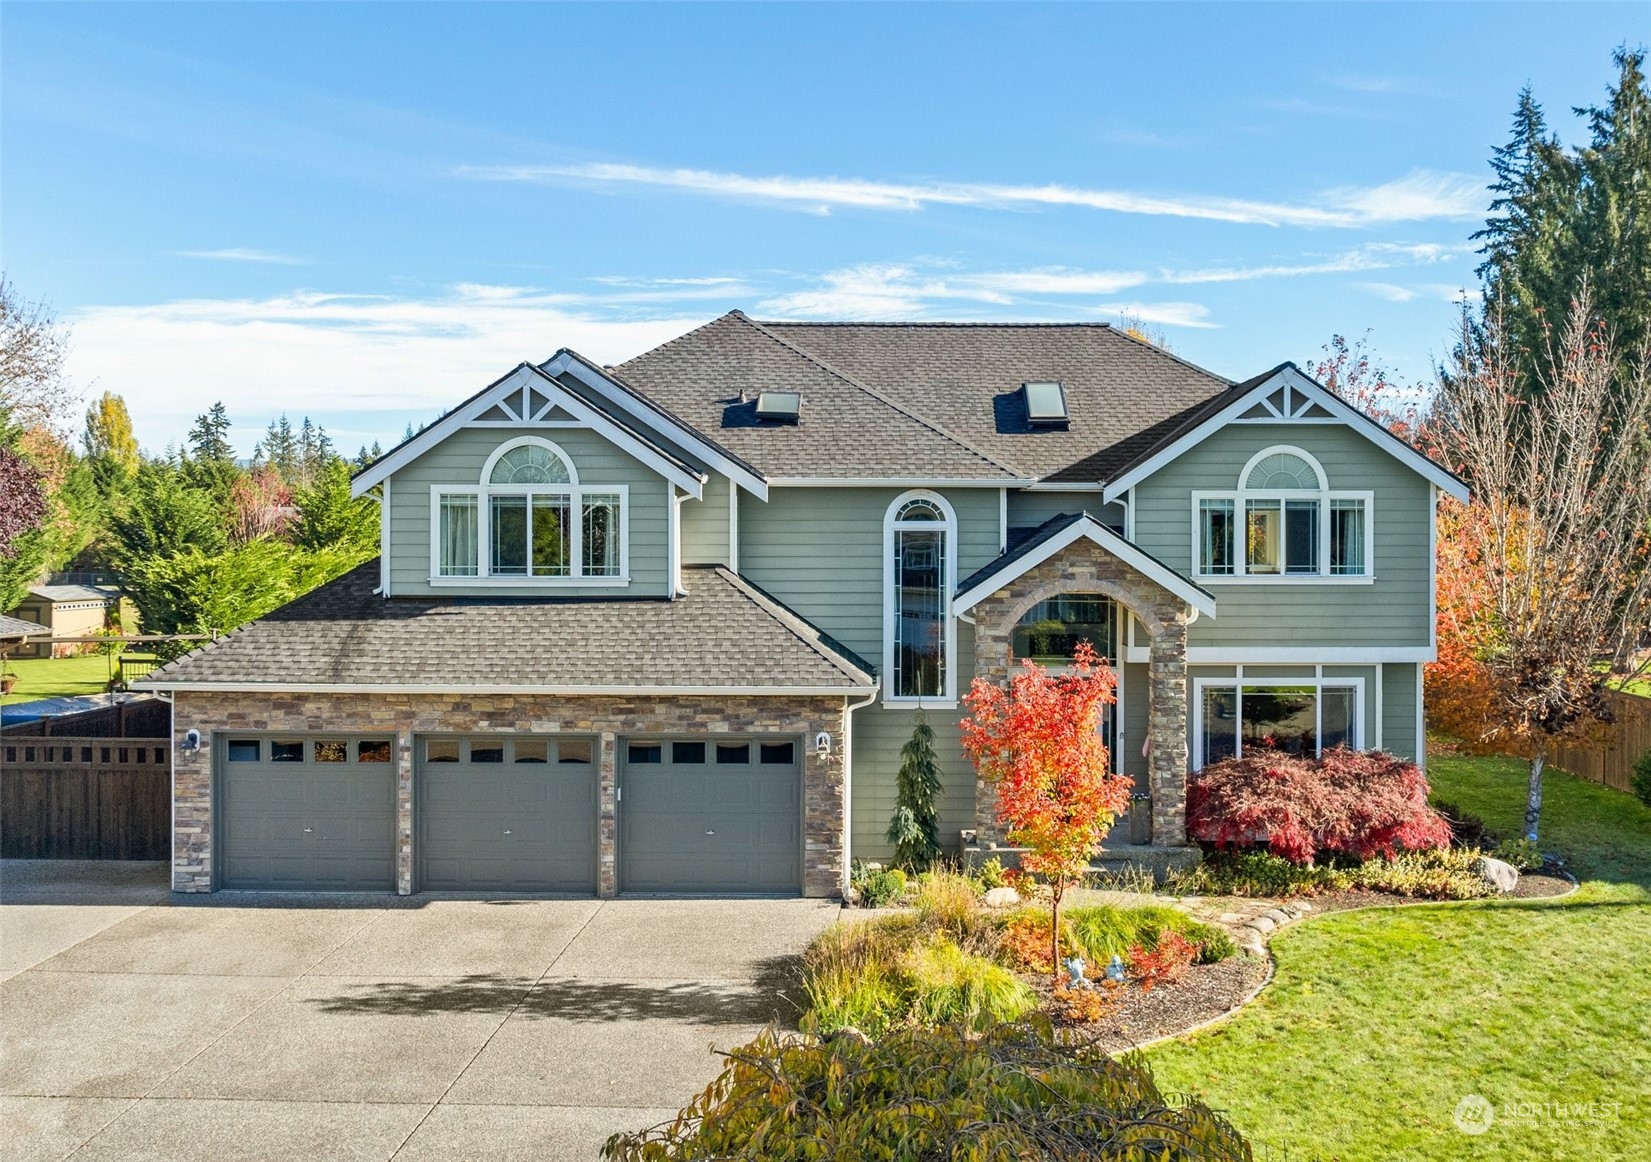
[1126,931,1198,992]
[1186,748,1451,866]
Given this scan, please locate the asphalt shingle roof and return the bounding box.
[0,614,48,640]
[137,562,875,691]
[755,320,1238,483]
[612,313,1023,481]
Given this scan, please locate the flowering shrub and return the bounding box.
[1187,748,1452,866]
[1126,931,1199,991]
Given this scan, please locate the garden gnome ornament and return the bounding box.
[1064,955,1087,987]
[1105,955,1126,982]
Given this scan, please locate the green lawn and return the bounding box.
[1,654,119,703]
[1148,751,1650,1161]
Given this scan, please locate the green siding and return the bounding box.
[1382,662,1420,761]
[682,471,732,567]
[738,487,1002,664]
[1131,423,1431,648]
[1007,489,1124,532]
[387,426,671,598]
[1119,661,1148,782]
[849,703,977,862]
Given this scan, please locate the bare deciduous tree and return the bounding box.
[0,276,77,436]
[1431,284,1651,840]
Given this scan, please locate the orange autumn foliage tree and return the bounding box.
[960,642,1130,980]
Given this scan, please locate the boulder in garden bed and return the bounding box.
[983,887,1021,908]
[1476,856,1520,894]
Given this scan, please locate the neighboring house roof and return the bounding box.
[757,319,1236,483]
[136,561,876,694]
[0,613,48,641]
[27,584,119,604]
[613,312,1025,482]
[953,511,1217,620]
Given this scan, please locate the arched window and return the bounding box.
[884,491,956,701]
[1194,445,1370,580]
[434,437,627,582]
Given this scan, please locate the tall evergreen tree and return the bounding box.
[255,416,298,481]
[1576,48,1651,373]
[887,711,943,871]
[187,402,235,464]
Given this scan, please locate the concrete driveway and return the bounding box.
[0,861,840,1161]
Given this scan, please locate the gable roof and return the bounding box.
[137,561,875,694]
[759,320,1234,483]
[613,313,1025,482]
[351,363,713,499]
[953,511,1217,620]
[1099,363,1470,503]
[0,613,48,641]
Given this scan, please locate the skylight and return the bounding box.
[755,390,802,424]
[1023,381,1068,425]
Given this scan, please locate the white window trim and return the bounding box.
[1191,674,1365,769]
[1190,444,1375,583]
[429,435,631,585]
[882,489,958,708]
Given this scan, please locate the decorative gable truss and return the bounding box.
[1101,364,1470,504]
[352,363,710,501]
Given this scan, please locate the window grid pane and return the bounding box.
[1199,499,1235,575]
[583,494,621,576]
[531,496,571,576]
[490,495,529,575]
[439,494,479,576]
[894,526,946,697]
[1285,499,1320,574]
[1331,499,1366,575]
[1245,499,1282,574]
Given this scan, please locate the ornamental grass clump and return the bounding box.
[602,1021,1255,1162]
[1188,747,1452,865]
[902,938,1037,1030]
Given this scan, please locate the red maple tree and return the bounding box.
[960,641,1131,979]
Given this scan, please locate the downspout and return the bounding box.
[374,479,390,597]
[840,687,880,895]
[669,487,687,598]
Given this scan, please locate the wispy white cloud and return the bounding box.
[65,284,699,453]
[1090,302,1219,329]
[178,248,304,265]
[455,161,1486,228]
[1163,241,1461,285]
[1360,282,1420,302]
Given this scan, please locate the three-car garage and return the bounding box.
[212,731,803,896]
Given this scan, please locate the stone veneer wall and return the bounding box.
[968,539,1192,847]
[171,691,849,898]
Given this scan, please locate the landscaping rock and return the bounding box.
[1262,908,1292,926]
[1245,915,1276,935]
[1477,856,1520,894]
[983,887,1021,908]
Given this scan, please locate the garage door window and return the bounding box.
[672,741,706,764]
[227,739,260,762]
[629,744,662,763]
[716,743,750,764]
[272,741,304,762]
[559,739,593,764]
[357,740,392,763]
[315,741,348,763]
[470,740,505,763]
[514,740,548,763]
[760,742,795,764]
[425,739,460,763]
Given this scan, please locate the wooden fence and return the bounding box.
[1550,690,1651,794]
[2,696,171,738]
[0,736,171,859]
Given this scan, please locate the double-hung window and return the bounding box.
[433,438,627,582]
[1194,447,1371,580]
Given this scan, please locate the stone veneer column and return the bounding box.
[597,731,618,897]
[1147,624,1190,846]
[171,693,212,892]
[801,705,848,898]
[395,731,414,895]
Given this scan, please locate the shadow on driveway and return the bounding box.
[308,955,807,1026]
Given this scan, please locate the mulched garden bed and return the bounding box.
[1303,868,1574,913]
[1029,955,1271,1053]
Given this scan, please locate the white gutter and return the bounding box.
[144,682,878,697]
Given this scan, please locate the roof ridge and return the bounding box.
[756,320,1117,329]
[732,313,1025,480]
[711,565,877,684]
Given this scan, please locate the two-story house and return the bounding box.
[141,311,1466,898]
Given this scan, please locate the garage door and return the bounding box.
[619,737,801,894]
[417,735,598,892]
[219,735,396,891]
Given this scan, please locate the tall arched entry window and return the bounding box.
[1011,593,1123,772]
[883,491,957,703]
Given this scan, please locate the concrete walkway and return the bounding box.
[0,861,840,1161]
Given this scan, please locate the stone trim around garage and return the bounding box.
[169,690,849,899]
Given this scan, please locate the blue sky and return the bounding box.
[3,3,1642,457]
